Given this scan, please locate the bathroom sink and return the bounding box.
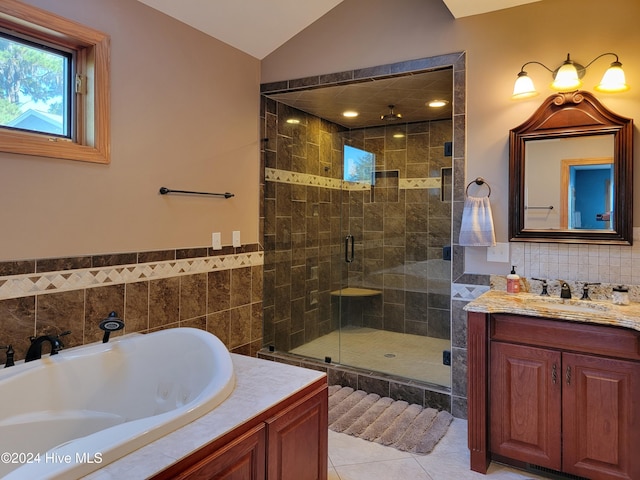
[526,295,610,314]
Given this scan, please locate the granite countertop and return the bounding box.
[83,354,326,479]
[464,290,640,332]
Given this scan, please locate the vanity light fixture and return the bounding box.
[427,99,449,108]
[512,52,630,99]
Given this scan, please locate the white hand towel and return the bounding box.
[459,196,496,247]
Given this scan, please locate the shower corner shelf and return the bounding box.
[330,287,382,297]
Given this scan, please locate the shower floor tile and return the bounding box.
[290,326,451,387]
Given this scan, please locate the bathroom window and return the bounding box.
[0,1,110,164]
[0,31,73,137]
[343,145,375,184]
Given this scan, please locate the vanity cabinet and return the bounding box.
[151,378,328,480]
[469,312,640,480]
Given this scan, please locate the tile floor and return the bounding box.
[291,326,451,387]
[328,418,547,480]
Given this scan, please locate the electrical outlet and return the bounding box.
[487,242,510,263]
[232,230,241,247]
[212,232,222,250]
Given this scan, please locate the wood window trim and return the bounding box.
[0,0,110,164]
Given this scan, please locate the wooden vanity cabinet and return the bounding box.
[152,378,328,480]
[469,312,640,480]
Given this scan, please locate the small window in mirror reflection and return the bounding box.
[344,145,375,184]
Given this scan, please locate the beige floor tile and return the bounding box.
[291,326,451,386]
[328,419,549,480]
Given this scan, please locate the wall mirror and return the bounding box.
[509,91,633,244]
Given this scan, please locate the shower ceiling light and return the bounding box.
[286,118,301,124]
[512,52,630,99]
[427,99,448,108]
[343,110,359,118]
[381,105,402,121]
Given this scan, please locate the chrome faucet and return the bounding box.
[560,282,572,299]
[25,331,71,362]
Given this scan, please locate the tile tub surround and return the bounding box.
[82,354,326,479]
[0,245,264,361]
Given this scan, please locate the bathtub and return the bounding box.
[0,327,235,479]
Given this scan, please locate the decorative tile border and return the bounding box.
[451,283,490,301]
[0,252,264,300]
[265,167,441,191]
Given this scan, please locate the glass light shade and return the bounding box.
[512,72,538,99]
[551,62,581,91]
[595,63,630,92]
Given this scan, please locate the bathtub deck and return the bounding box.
[82,354,326,479]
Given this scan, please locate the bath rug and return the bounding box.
[330,392,380,433]
[328,389,368,425]
[328,386,453,455]
[342,396,394,436]
[375,403,423,446]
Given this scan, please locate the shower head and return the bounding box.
[381,105,402,121]
[99,311,125,343]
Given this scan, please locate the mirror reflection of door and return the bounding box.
[560,158,614,230]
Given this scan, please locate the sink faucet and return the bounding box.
[25,331,71,362]
[580,282,600,300]
[560,282,572,299]
[532,278,549,296]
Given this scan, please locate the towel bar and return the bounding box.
[159,187,234,199]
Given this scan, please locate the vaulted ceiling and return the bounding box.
[136,0,541,60]
[134,0,541,128]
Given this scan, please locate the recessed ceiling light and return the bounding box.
[343,110,359,118]
[393,133,405,138]
[286,118,301,124]
[427,99,449,108]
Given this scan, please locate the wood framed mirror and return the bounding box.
[509,91,633,244]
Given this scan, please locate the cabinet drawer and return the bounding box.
[491,314,640,361]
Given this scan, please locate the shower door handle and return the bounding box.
[345,235,355,263]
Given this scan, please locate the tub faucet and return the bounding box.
[0,345,14,368]
[25,331,71,362]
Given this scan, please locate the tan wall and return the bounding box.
[261,0,640,274]
[0,0,261,261]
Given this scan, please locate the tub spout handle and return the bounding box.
[99,311,125,343]
[0,345,14,368]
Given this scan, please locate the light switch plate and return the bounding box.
[212,232,222,250]
[487,242,510,263]
[232,230,241,247]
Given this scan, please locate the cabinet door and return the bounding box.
[563,353,640,480]
[176,424,266,480]
[490,342,562,470]
[266,387,328,480]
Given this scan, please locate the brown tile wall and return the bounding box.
[0,246,263,363]
[261,97,452,353]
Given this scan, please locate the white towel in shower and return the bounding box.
[459,196,496,247]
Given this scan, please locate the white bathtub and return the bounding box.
[0,327,235,479]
